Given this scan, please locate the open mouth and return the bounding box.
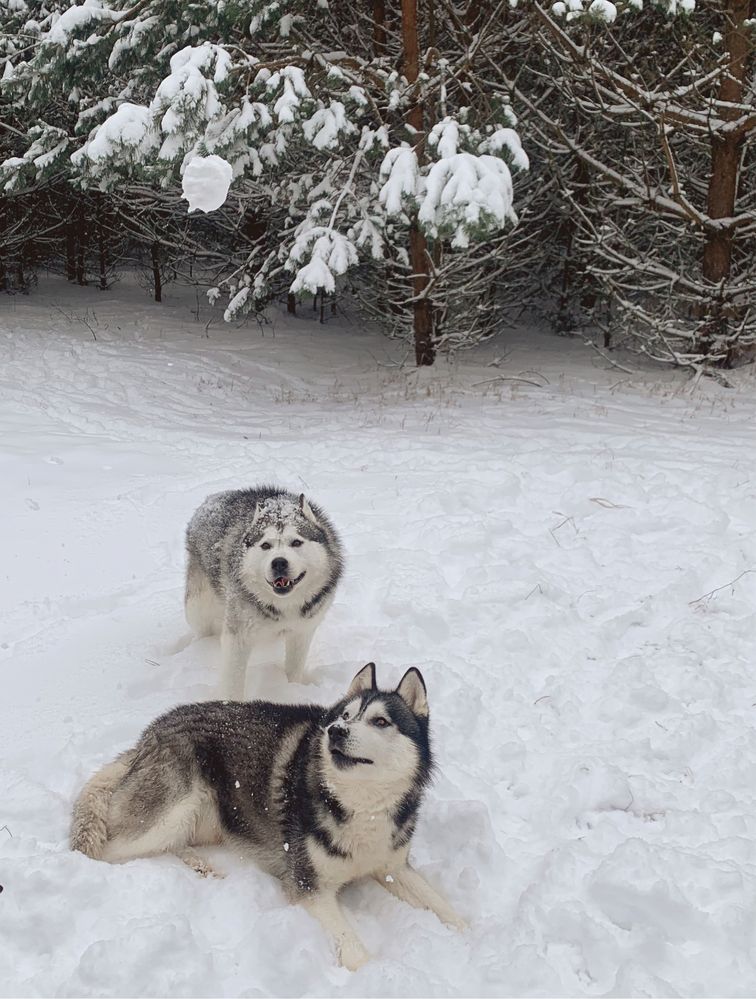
[268,571,306,594]
[330,747,373,768]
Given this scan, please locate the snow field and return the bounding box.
[2,279,756,996]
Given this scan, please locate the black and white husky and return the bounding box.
[70,665,465,969]
[184,486,343,697]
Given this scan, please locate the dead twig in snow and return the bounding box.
[689,569,756,608]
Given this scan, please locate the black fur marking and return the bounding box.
[392,792,420,849]
[392,813,418,850]
[194,735,249,837]
[310,823,350,859]
[318,781,349,825]
[300,581,336,618]
[243,527,265,548]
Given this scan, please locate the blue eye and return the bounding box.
[291,539,303,548]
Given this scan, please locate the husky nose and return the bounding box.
[271,557,289,575]
[328,723,348,745]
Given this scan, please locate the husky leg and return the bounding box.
[185,558,223,638]
[284,624,316,683]
[375,865,467,931]
[219,622,253,700]
[303,892,370,971]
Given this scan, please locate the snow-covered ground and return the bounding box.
[2,277,756,997]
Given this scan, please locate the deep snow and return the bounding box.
[2,278,756,997]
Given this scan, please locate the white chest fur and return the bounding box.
[308,809,398,891]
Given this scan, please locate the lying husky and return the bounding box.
[70,665,464,969]
[184,486,343,697]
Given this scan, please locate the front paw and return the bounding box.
[444,912,469,932]
[338,938,370,971]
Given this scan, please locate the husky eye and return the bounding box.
[260,542,272,550]
[372,718,390,728]
[290,539,303,548]
[342,711,349,720]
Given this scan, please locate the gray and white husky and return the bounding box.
[184,486,343,698]
[70,664,465,970]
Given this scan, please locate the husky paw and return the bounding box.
[180,851,225,879]
[446,913,469,932]
[338,939,370,972]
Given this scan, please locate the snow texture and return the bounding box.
[182,154,234,213]
[3,278,756,996]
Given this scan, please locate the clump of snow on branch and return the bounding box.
[479,126,530,171]
[379,118,526,247]
[260,66,312,124]
[45,0,114,45]
[72,103,159,167]
[181,154,234,213]
[587,0,618,21]
[151,44,231,161]
[302,101,355,150]
[420,154,518,247]
[286,226,359,295]
[378,147,419,215]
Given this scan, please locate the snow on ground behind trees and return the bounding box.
[2,280,756,996]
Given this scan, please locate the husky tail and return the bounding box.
[70,751,135,859]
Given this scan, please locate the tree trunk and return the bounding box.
[76,218,86,285]
[287,292,297,315]
[97,195,108,291]
[373,0,386,57]
[66,223,76,282]
[700,0,754,352]
[151,241,162,302]
[401,0,435,365]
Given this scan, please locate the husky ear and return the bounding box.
[347,663,377,698]
[299,493,319,526]
[396,668,428,717]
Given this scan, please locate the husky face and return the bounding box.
[238,495,330,598]
[321,664,430,796]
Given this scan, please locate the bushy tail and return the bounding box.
[70,751,135,859]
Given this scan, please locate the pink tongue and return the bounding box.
[276,578,290,587]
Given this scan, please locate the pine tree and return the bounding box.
[2,0,529,364]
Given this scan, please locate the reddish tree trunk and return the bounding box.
[701,0,753,285]
[373,0,386,57]
[401,0,435,365]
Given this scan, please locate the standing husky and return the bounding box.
[184,486,343,697]
[70,665,465,970]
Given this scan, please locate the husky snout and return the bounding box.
[328,722,348,746]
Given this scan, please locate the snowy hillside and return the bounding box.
[2,279,756,997]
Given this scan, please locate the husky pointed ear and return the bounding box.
[299,493,319,525]
[396,668,428,717]
[346,663,377,698]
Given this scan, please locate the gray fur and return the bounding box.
[70,666,465,969]
[185,485,343,696]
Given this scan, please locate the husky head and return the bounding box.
[238,493,334,601]
[321,664,432,808]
